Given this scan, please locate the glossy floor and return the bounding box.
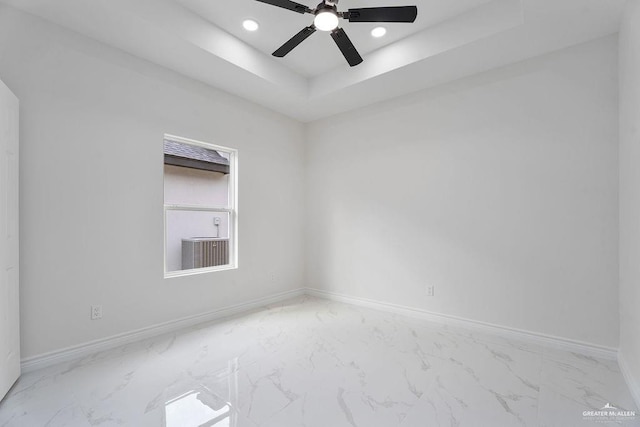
[0,296,638,426]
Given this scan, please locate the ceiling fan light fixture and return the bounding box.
[314,10,339,31]
[371,26,387,38]
[242,19,260,31]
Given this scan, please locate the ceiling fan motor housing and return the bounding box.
[315,2,337,14]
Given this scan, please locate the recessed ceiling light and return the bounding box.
[371,27,387,38]
[243,19,259,32]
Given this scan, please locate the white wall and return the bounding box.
[619,0,640,401]
[0,5,306,359]
[306,36,620,347]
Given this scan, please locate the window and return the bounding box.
[163,135,237,277]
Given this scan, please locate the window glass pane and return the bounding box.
[163,135,236,277]
[164,139,230,207]
[166,210,231,272]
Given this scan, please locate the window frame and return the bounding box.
[163,134,238,278]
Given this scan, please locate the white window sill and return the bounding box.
[164,264,238,279]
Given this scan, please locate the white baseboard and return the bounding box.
[619,352,640,410]
[20,288,305,373]
[305,288,618,360]
[21,286,620,375]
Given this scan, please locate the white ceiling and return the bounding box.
[0,0,627,122]
[176,0,495,77]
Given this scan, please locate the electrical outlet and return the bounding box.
[426,286,435,297]
[91,305,103,320]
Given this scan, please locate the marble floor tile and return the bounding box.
[400,337,543,426]
[0,296,637,426]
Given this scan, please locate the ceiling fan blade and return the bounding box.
[346,6,418,23]
[255,0,312,14]
[273,26,317,57]
[331,28,363,67]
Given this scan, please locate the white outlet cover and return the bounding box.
[91,305,103,320]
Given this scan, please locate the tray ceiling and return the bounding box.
[0,0,627,121]
[175,0,495,77]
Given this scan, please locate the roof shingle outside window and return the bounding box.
[164,140,230,174]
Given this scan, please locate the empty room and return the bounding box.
[0,0,639,425]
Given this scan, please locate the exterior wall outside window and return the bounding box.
[164,165,230,272]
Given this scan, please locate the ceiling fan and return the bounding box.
[255,0,418,67]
